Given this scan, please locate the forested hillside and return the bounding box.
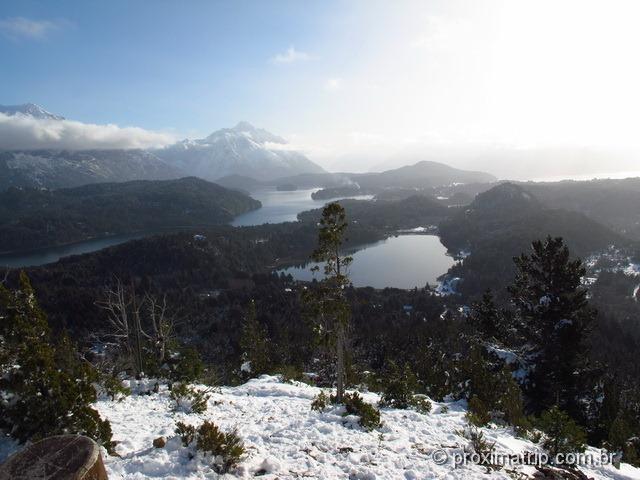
[0,177,261,252]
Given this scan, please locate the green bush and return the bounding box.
[100,373,131,401]
[460,425,496,466]
[176,420,245,473]
[175,421,196,447]
[311,391,330,411]
[170,383,210,414]
[196,421,245,473]
[170,347,205,383]
[379,362,431,414]
[466,395,491,427]
[0,273,114,452]
[341,392,381,431]
[537,406,587,459]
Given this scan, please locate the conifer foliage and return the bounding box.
[0,272,113,448]
[304,202,352,402]
[509,236,595,416]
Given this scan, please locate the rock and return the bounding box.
[0,435,108,480]
[533,466,593,480]
[153,437,166,448]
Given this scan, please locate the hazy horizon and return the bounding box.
[2,0,640,181]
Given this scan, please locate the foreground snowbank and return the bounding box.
[86,375,640,479]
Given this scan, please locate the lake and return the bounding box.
[0,231,163,269]
[231,188,373,226]
[279,234,456,289]
[0,189,373,268]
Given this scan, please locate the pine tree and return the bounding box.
[537,406,587,459]
[470,289,503,341]
[509,236,595,416]
[304,202,352,402]
[239,300,270,376]
[0,272,113,449]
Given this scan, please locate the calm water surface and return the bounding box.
[231,188,373,226]
[0,231,155,269]
[280,234,455,289]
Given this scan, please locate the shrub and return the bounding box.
[311,391,330,411]
[379,362,432,414]
[176,420,245,473]
[341,392,381,431]
[460,425,496,467]
[175,421,196,447]
[100,373,131,401]
[170,347,205,383]
[537,406,587,459]
[466,395,491,427]
[196,421,245,473]
[170,383,210,414]
[0,274,114,452]
[440,405,450,414]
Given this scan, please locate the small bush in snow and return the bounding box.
[440,405,449,414]
[176,420,245,473]
[537,406,587,460]
[460,425,496,467]
[170,383,210,414]
[196,421,245,473]
[100,373,131,401]
[466,395,491,427]
[175,421,196,447]
[341,392,381,431]
[379,362,431,414]
[311,391,330,411]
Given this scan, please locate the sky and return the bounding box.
[2,0,640,179]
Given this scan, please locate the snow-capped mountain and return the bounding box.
[0,103,65,120]
[0,150,184,190]
[155,122,325,181]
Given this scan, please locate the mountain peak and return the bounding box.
[0,103,65,120]
[233,121,257,132]
[204,122,286,145]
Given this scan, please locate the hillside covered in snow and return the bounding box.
[16,376,632,479]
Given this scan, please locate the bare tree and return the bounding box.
[142,293,174,365]
[96,278,175,377]
[96,279,139,375]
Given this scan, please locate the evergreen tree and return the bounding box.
[470,289,503,341]
[0,272,113,448]
[509,236,595,416]
[304,202,352,402]
[537,406,587,459]
[239,300,270,376]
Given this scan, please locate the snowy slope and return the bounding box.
[0,102,65,120]
[155,122,325,182]
[85,376,640,479]
[0,149,184,190]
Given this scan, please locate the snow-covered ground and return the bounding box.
[1,375,638,479]
[89,376,639,479]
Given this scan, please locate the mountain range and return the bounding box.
[0,103,496,191]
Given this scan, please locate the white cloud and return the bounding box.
[0,17,65,40]
[324,78,343,91]
[270,46,312,64]
[0,113,176,150]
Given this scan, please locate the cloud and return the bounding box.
[270,46,312,64]
[324,78,343,91]
[0,113,176,150]
[0,17,65,40]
